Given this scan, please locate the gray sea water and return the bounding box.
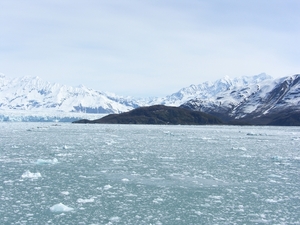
[0,123,299,225]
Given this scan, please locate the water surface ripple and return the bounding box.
[0,123,299,224]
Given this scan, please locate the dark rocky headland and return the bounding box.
[72,105,223,125]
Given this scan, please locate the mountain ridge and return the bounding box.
[1,73,299,125]
[0,75,137,114]
[181,74,300,125]
[73,105,223,125]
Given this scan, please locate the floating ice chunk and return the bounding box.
[56,153,72,156]
[237,205,244,212]
[21,170,41,179]
[201,137,212,140]
[50,203,74,212]
[194,211,202,216]
[77,198,94,203]
[153,197,164,204]
[61,191,70,195]
[105,140,115,145]
[124,193,137,197]
[35,158,58,165]
[62,145,69,149]
[109,216,120,222]
[4,180,14,184]
[122,178,129,182]
[209,195,223,200]
[232,147,247,151]
[241,154,252,158]
[265,199,278,203]
[103,184,112,190]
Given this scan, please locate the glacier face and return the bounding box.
[0,73,299,124]
[0,75,138,114]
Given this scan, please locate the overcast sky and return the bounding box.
[1,0,299,97]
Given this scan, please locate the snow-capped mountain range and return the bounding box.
[0,73,299,124]
[181,74,300,125]
[0,74,138,114]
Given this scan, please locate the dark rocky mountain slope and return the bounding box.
[73,105,223,125]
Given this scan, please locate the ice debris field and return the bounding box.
[0,123,299,224]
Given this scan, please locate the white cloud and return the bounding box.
[0,0,299,97]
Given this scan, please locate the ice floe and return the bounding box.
[21,170,41,179]
[1,123,299,224]
[232,147,247,151]
[35,158,58,165]
[103,184,112,190]
[109,216,120,222]
[50,203,74,212]
[77,198,95,203]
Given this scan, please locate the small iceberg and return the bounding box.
[50,203,74,212]
[21,170,42,179]
[232,147,247,151]
[35,158,58,165]
[77,198,95,203]
[103,184,112,190]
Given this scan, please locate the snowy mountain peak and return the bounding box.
[151,73,274,107]
[0,73,299,125]
[240,73,272,84]
[181,74,300,125]
[0,74,139,114]
[219,75,232,84]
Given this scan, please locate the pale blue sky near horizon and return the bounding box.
[0,0,299,97]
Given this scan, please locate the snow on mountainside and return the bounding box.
[0,74,138,115]
[160,73,273,106]
[181,74,300,125]
[0,72,299,124]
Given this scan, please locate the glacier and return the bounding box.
[0,73,299,124]
[0,74,137,114]
[0,109,106,122]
